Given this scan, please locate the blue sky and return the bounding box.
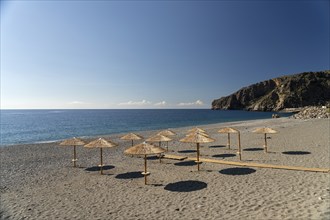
[1,0,329,109]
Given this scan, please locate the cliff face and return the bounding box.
[211,71,330,111]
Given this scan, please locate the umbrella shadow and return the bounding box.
[209,145,227,148]
[177,150,196,153]
[151,183,164,187]
[85,165,115,172]
[164,180,207,192]
[174,161,197,166]
[219,167,256,175]
[282,151,311,155]
[243,147,264,151]
[115,171,144,179]
[212,153,236,158]
[147,155,162,160]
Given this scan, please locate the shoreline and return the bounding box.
[0,109,294,147]
[1,117,329,219]
[0,116,294,148]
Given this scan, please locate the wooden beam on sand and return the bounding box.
[164,154,329,173]
[162,154,188,161]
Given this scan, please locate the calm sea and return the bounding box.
[0,109,291,146]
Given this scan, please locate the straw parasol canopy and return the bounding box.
[186,131,210,137]
[146,134,173,152]
[253,127,278,134]
[187,127,206,133]
[60,137,85,167]
[252,127,278,153]
[157,129,176,136]
[180,132,215,171]
[146,134,172,143]
[120,133,144,146]
[218,127,239,150]
[125,142,166,185]
[84,138,118,174]
[124,142,165,155]
[181,132,215,144]
[218,127,239,133]
[60,137,86,146]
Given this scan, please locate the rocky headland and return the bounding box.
[211,71,330,111]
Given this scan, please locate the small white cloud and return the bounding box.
[195,100,203,105]
[118,99,152,106]
[154,101,167,106]
[69,101,90,105]
[178,100,204,106]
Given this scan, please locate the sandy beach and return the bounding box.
[1,117,329,220]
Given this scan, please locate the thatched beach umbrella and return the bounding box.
[146,134,172,144]
[84,138,118,174]
[186,131,210,137]
[157,129,176,137]
[218,127,239,149]
[60,137,85,167]
[252,127,278,153]
[187,127,206,134]
[218,128,242,160]
[120,133,144,146]
[180,132,215,171]
[157,129,176,152]
[146,135,172,160]
[124,142,166,185]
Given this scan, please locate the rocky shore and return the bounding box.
[290,106,329,119]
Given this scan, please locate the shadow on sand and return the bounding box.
[282,151,311,155]
[164,180,207,192]
[177,150,197,153]
[219,167,256,175]
[85,165,115,172]
[115,171,144,179]
[212,153,236,158]
[147,155,162,160]
[174,161,197,166]
[243,147,264,151]
[209,145,227,148]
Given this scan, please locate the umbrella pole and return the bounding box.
[264,133,268,153]
[197,143,200,171]
[159,141,162,163]
[227,133,231,149]
[100,148,103,175]
[238,132,242,161]
[73,145,77,167]
[166,141,168,152]
[144,155,147,185]
[130,140,134,157]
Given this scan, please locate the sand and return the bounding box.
[1,118,329,220]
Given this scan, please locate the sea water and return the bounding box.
[0,109,291,146]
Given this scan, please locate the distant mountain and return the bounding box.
[211,71,330,111]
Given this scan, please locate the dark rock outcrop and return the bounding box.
[211,71,330,111]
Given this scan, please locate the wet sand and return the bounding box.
[1,118,329,220]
